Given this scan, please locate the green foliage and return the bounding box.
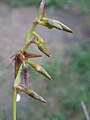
[60,41,90,110]
[75,0,90,13]
[6,0,90,13]
[66,41,90,92]
[0,107,12,120]
[6,0,40,6]
[49,113,65,120]
[6,0,67,7]
[61,42,90,105]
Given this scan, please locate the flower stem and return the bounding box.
[12,88,17,120]
[24,0,45,50]
[24,23,37,49]
[12,64,23,120]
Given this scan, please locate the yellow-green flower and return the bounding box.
[38,17,73,33]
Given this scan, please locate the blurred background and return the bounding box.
[0,0,90,120]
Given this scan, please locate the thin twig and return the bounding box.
[81,101,90,120]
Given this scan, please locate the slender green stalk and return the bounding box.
[24,0,44,50]
[14,65,23,86]
[24,23,37,48]
[12,65,22,120]
[12,88,17,120]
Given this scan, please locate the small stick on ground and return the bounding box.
[81,101,90,120]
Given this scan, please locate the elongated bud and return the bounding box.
[16,85,47,103]
[32,32,51,57]
[38,17,73,33]
[26,61,52,80]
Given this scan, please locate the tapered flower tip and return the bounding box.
[33,32,51,57]
[28,90,47,103]
[47,19,73,33]
[58,21,73,33]
[26,61,52,80]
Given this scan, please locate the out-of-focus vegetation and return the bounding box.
[0,40,90,120]
[61,41,90,106]
[6,0,90,13]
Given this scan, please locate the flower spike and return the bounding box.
[26,60,52,80]
[11,0,73,119]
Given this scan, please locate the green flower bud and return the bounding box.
[26,60,52,80]
[32,32,51,57]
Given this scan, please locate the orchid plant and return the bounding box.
[11,0,73,120]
